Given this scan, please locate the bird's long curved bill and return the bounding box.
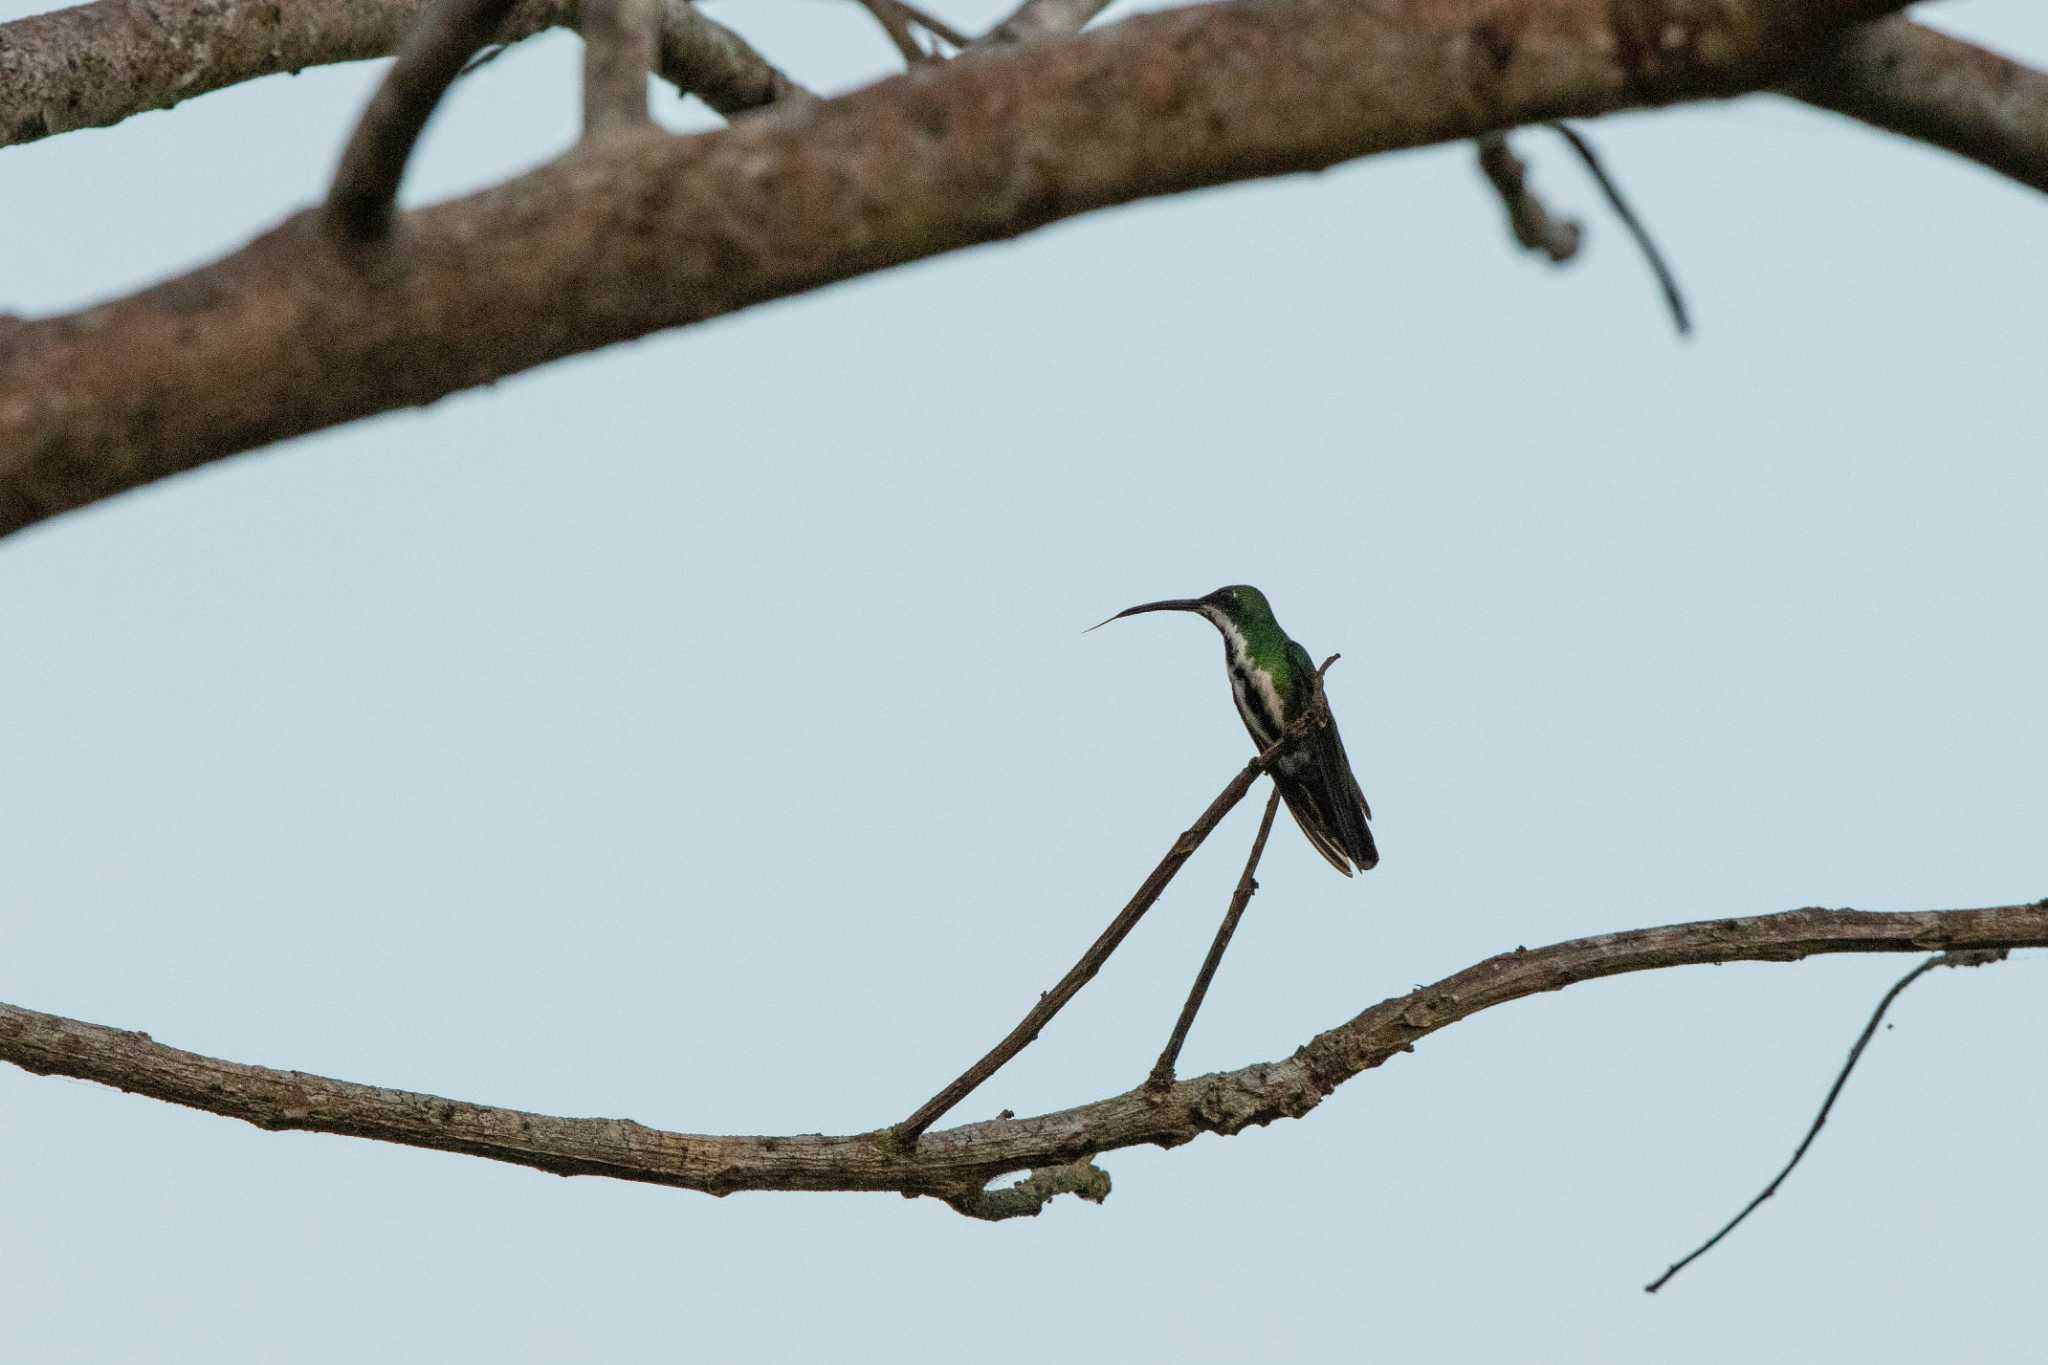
[1084,598,1204,633]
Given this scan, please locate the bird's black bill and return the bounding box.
[1084,598,1206,633]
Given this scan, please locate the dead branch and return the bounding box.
[0,0,1939,539]
[0,0,800,152]
[4,903,2040,1221]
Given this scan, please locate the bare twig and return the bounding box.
[854,0,968,61]
[326,0,525,241]
[982,0,1113,46]
[1147,785,1283,1090]
[0,0,800,148]
[1475,134,1583,263]
[582,0,658,133]
[1643,947,2011,1293]
[654,0,812,115]
[855,0,927,63]
[893,673,1337,1147]
[1549,123,1692,335]
[4,906,2042,1220]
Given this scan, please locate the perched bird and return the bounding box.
[1093,585,1378,875]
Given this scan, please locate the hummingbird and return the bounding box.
[1092,585,1378,876]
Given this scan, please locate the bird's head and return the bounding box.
[1088,584,1275,635]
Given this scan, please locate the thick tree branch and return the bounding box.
[0,0,1937,538]
[3,903,2042,1220]
[0,0,800,149]
[1788,17,2048,193]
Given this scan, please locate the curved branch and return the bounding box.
[0,0,1919,537]
[1788,18,2048,194]
[327,0,525,241]
[0,0,800,150]
[4,903,2042,1218]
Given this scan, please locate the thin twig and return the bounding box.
[1549,122,1692,336]
[1147,785,1283,1090]
[982,0,1114,45]
[452,1,808,114]
[326,0,524,241]
[852,0,967,62]
[854,0,925,62]
[655,0,812,116]
[581,0,657,134]
[1643,948,2009,1292]
[891,659,1339,1148]
[1475,133,1582,263]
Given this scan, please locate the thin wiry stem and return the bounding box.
[1644,947,2009,1292]
[1550,122,1692,336]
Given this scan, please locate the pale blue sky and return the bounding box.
[2,2,2043,1360]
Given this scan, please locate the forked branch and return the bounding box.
[5,903,2041,1221]
[892,658,1338,1146]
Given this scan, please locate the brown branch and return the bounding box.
[0,0,802,151]
[1789,18,2048,195]
[582,0,658,133]
[1147,784,1283,1091]
[0,0,1925,538]
[4,904,2041,1221]
[326,0,526,241]
[1476,133,1583,263]
[1644,946,2011,1293]
[653,1,812,116]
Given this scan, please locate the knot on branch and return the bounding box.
[945,1158,1112,1221]
[1187,1063,1319,1135]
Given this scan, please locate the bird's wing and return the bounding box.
[1275,641,1378,873]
